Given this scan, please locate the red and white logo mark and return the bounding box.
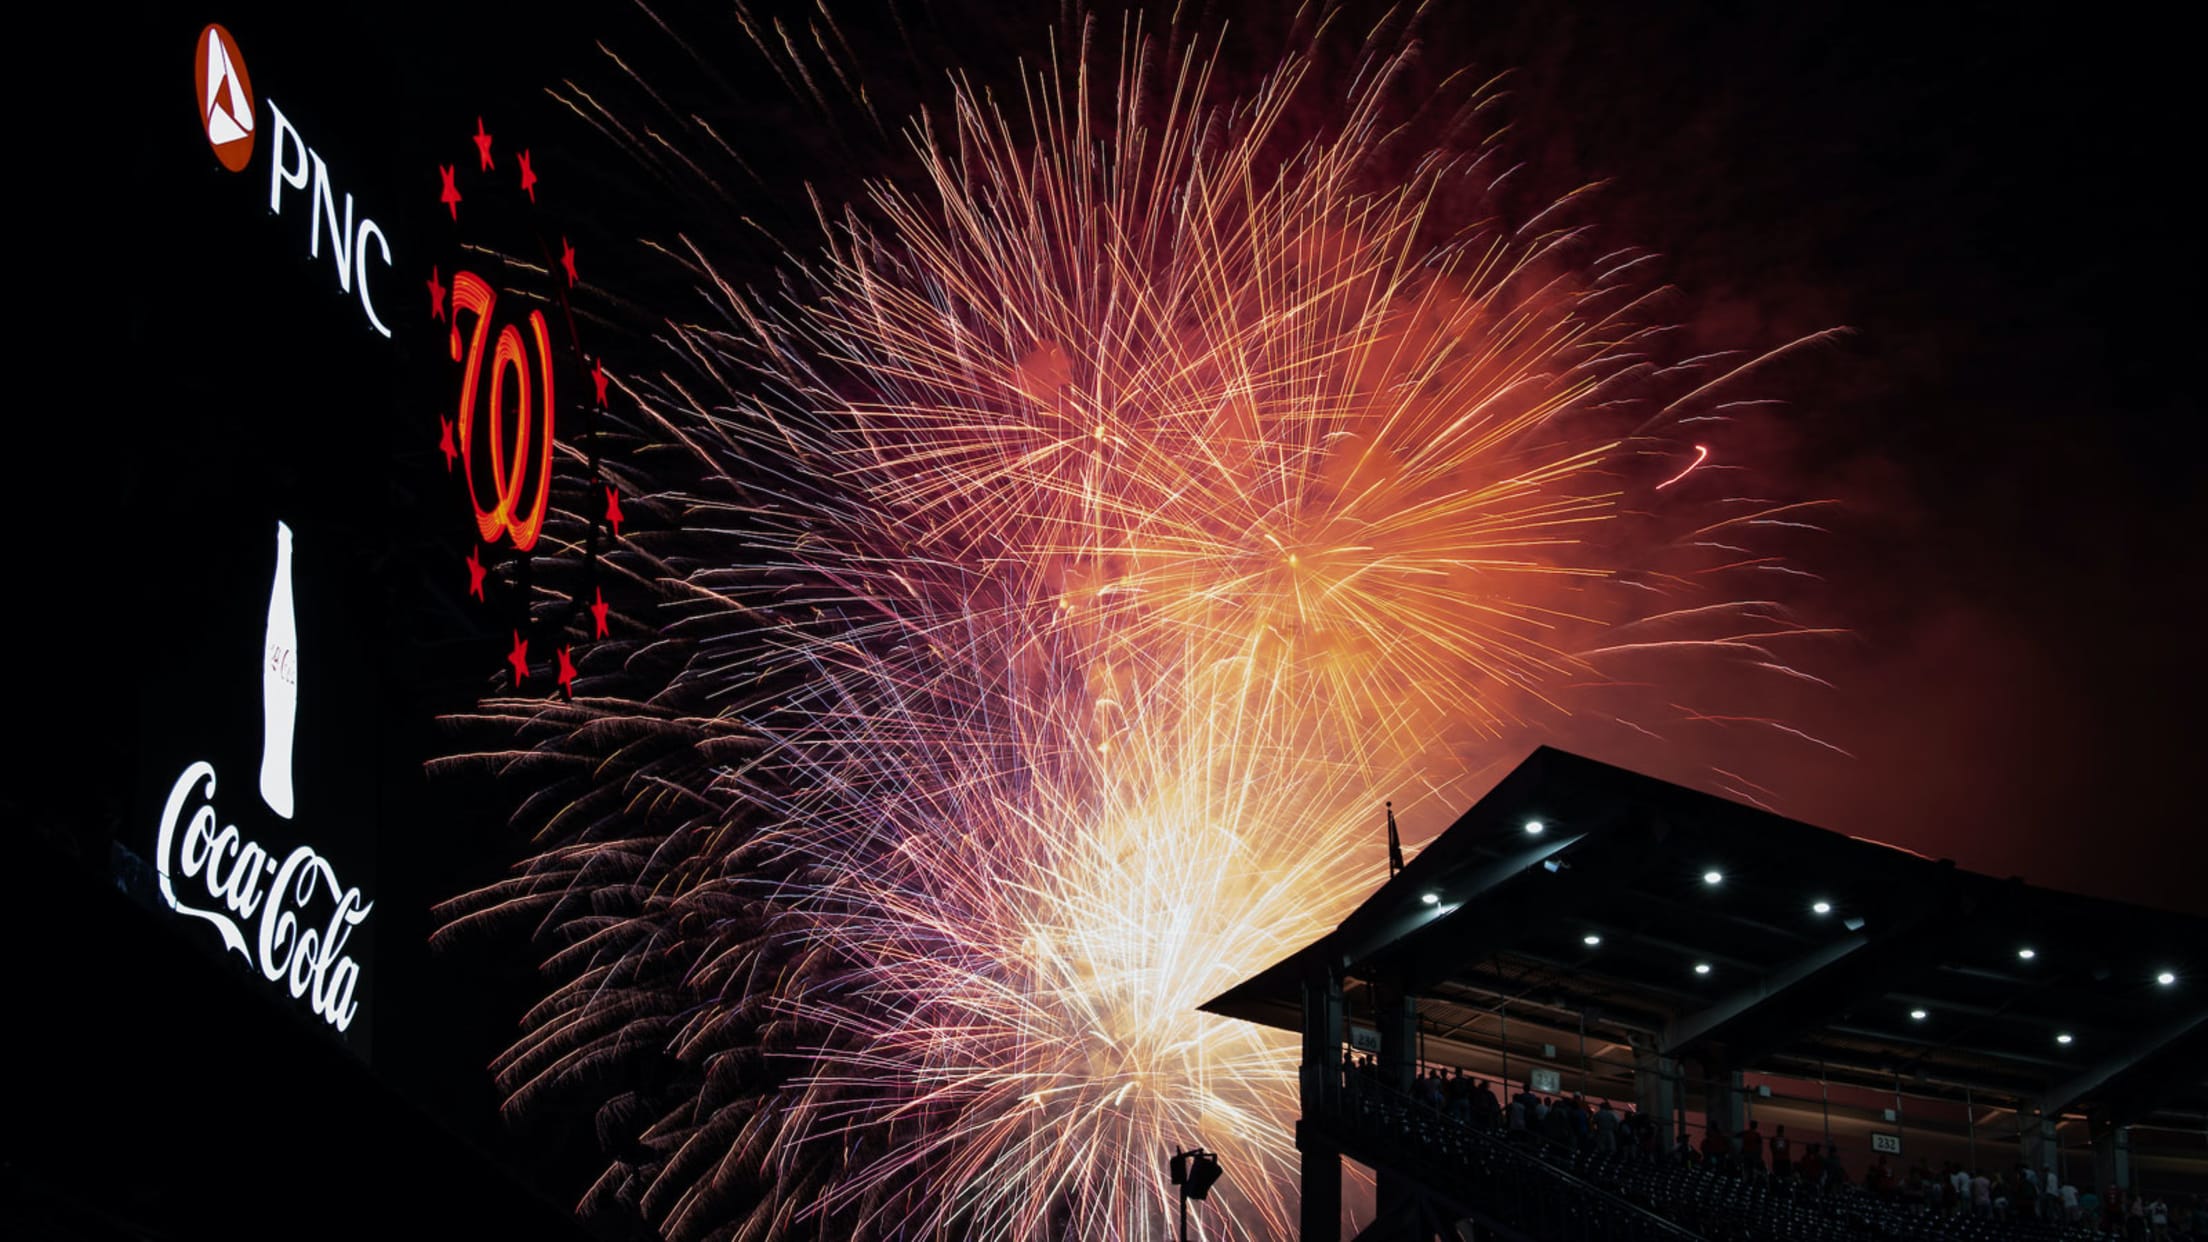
[195,24,256,172]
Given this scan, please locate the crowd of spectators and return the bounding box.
[1335,1051,2208,1241]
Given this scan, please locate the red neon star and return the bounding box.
[518,149,537,203]
[556,646,577,698]
[591,357,609,406]
[426,266,447,322]
[439,164,462,220]
[507,630,529,686]
[560,237,578,287]
[590,587,610,639]
[604,485,625,537]
[466,546,486,600]
[472,117,495,171]
[439,416,458,470]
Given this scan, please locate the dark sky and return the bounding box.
[1411,1,2206,912]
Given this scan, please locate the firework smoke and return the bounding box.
[435,9,1834,1239]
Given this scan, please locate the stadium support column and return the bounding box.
[1632,1041,1677,1141]
[1701,1054,1744,1143]
[2020,1107,2060,1178]
[1375,983,1419,1232]
[2088,1109,2132,1198]
[1299,968,1344,1241]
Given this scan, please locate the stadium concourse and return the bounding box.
[1203,748,2208,1241]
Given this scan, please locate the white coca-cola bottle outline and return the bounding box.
[258,520,297,819]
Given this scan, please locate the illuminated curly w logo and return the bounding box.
[449,271,555,551]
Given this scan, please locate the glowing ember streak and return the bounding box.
[1656,443,1711,490]
[435,13,1835,1241]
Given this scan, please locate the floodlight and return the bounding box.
[2018,947,2036,961]
[1524,819,1545,835]
[1583,934,1602,947]
[1811,900,1832,915]
[2156,971,2176,986]
[1702,870,1723,886]
[1909,1008,1927,1021]
[2055,1032,2073,1045]
[1693,962,1712,975]
[1184,1151,1224,1200]
[1421,892,1440,906]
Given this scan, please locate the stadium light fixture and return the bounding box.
[1421,891,1440,906]
[2156,971,2177,986]
[1702,869,1723,887]
[1811,899,1832,915]
[1169,1147,1224,1241]
[1693,962,1712,976]
[2056,1032,2074,1045]
[1583,934,1602,947]
[2017,947,2036,961]
[1524,819,1545,835]
[1909,1008,1928,1021]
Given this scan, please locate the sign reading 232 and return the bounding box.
[450,271,555,552]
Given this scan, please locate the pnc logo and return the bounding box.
[191,21,394,338]
[195,23,255,171]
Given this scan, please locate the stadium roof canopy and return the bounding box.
[1202,747,2208,1127]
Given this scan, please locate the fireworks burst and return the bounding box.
[435,9,1836,1239]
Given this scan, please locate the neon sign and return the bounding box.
[448,271,555,551]
[156,763,371,1032]
[427,111,631,697]
[195,23,395,338]
[153,522,372,1034]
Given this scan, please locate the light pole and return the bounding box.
[1168,1147,1224,1242]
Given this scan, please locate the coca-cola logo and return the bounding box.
[155,762,372,1033]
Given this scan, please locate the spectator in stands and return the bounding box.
[1566,1095,1590,1149]
[2061,1179,2081,1222]
[1902,1159,1934,1207]
[1473,1077,1500,1130]
[1700,1120,1727,1170]
[1796,1141,1823,1189]
[1769,1122,1791,1178]
[1741,1119,1764,1174]
[1446,1068,1470,1124]
[1971,1168,1992,1216]
[1864,1153,1892,1196]
[1673,1131,1698,1167]
[1821,1142,1845,1187]
[1541,1097,1574,1149]
[1594,1098,1619,1154]
[2043,1168,2067,1222]
[1506,1093,1528,1141]
[2079,1184,2101,1224]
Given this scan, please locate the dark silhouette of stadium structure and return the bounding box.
[1204,748,2208,1241]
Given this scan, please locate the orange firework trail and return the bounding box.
[435,9,1839,1240]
